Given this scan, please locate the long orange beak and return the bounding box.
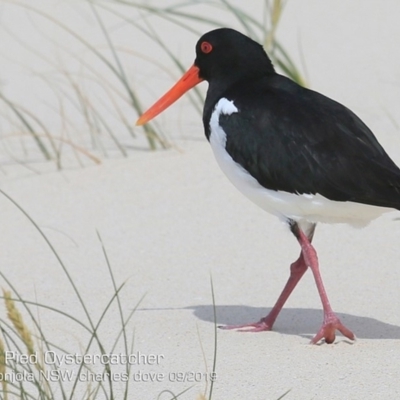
[136,64,203,126]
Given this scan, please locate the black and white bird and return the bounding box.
[137,28,400,344]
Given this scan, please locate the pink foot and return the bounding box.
[219,317,273,332]
[311,312,356,344]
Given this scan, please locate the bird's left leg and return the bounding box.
[289,220,355,344]
[219,223,315,333]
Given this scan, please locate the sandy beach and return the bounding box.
[1,1,400,399]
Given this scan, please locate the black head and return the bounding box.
[136,28,274,127]
[194,28,275,83]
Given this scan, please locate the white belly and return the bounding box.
[209,98,393,228]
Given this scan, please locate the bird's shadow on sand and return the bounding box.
[183,305,400,341]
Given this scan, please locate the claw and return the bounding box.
[310,314,355,344]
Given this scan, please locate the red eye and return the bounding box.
[200,41,213,54]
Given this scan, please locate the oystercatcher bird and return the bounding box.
[137,28,400,344]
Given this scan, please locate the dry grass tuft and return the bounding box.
[2,289,46,376]
[3,289,35,358]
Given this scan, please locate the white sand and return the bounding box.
[1,139,400,399]
[1,1,400,399]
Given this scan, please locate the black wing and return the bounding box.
[215,74,400,210]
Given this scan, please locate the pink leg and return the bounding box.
[220,224,316,332]
[293,224,355,344]
[220,221,356,344]
[220,253,308,332]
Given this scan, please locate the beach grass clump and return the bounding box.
[0,188,218,399]
[0,0,305,169]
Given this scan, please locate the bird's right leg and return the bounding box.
[289,220,355,344]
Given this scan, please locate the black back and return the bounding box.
[196,28,400,209]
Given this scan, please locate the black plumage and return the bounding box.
[200,29,400,209]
